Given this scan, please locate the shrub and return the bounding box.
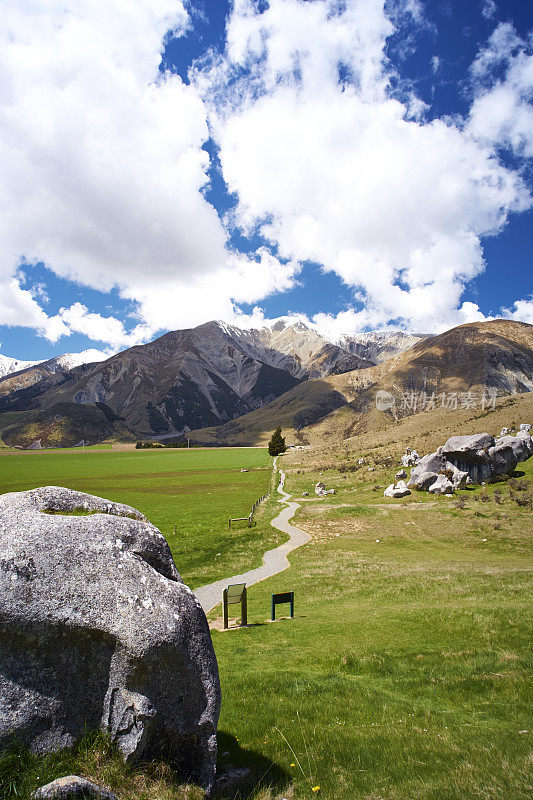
[268,427,287,457]
[514,493,532,508]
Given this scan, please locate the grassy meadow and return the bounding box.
[0,446,275,587]
[0,434,532,799]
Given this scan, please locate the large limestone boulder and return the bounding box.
[515,430,533,459]
[488,436,519,477]
[442,432,495,455]
[407,452,446,490]
[440,433,494,484]
[428,475,454,495]
[0,487,221,789]
[408,430,532,492]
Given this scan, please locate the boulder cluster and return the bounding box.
[408,426,532,493]
[384,424,532,498]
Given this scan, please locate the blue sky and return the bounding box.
[0,0,531,361]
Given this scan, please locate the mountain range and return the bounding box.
[0,319,531,448]
[0,322,421,442]
[189,319,533,446]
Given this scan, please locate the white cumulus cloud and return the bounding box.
[0,0,295,345]
[0,0,531,348]
[469,23,533,157]
[197,0,532,333]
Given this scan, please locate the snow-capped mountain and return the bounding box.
[46,350,109,372]
[0,349,108,399]
[0,354,43,379]
[0,322,429,440]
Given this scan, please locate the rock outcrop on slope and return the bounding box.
[408,428,533,491]
[0,487,221,789]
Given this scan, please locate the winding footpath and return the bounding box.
[193,457,310,614]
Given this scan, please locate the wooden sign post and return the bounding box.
[223,583,248,629]
[271,590,294,621]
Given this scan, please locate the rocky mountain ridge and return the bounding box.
[0,320,404,441]
[0,354,42,378]
[337,330,428,363]
[188,320,533,447]
[0,349,108,398]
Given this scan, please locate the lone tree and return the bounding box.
[268,426,287,456]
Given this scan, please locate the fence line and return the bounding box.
[229,490,270,529]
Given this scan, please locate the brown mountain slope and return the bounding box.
[189,319,533,446]
[293,391,533,469]
[2,402,134,449]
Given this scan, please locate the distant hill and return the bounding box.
[188,320,533,446]
[2,401,134,449]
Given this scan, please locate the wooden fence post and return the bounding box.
[223,588,228,629]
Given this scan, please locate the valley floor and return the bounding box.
[1,442,531,799]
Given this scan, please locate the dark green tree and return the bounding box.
[268,426,287,456]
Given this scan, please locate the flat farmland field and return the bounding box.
[0,446,277,587]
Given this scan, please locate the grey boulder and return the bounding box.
[515,430,533,459]
[428,475,455,495]
[32,775,117,800]
[407,452,447,490]
[384,480,411,498]
[401,449,420,467]
[0,486,221,789]
[449,465,469,488]
[442,433,494,455]
[440,433,494,484]
[488,436,519,477]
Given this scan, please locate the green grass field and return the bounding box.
[0,446,275,587]
[1,445,531,800]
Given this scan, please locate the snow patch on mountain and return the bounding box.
[0,354,43,378]
[52,349,109,371]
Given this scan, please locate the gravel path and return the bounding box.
[193,457,310,613]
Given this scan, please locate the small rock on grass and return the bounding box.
[32,775,118,799]
[384,481,411,499]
